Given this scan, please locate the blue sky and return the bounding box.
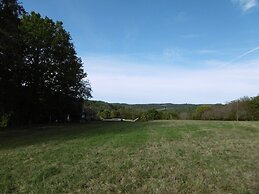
[22,0,259,104]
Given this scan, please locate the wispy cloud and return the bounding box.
[83,54,259,104]
[232,0,258,12]
[162,48,182,61]
[231,46,259,62]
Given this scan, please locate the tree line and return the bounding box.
[83,96,259,121]
[193,96,259,121]
[0,0,91,127]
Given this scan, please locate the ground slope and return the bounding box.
[0,121,258,193]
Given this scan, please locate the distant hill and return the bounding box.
[112,103,204,113]
[83,98,259,121]
[85,100,212,113]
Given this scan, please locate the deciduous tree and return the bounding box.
[19,12,91,123]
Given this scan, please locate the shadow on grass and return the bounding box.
[0,122,148,150]
[1,120,258,151]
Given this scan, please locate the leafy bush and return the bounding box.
[0,113,11,128]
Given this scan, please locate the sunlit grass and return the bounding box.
[0,121,258,193]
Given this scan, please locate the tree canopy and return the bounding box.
[0,0,91,126]
[0,0,24,122]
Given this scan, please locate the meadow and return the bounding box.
[0,120,258,193]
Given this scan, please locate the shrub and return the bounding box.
[0,113,11,128]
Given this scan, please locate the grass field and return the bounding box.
[0,120,258,193]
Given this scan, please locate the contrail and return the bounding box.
[231,46,259,63]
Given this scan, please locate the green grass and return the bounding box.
[0,120,258,193]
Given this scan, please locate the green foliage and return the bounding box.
[140,109,179,121]
[110,110,120,118]
[0,4,91,126]
[85,101,181,121]
[86,96,259,121]
[20,12,91,100]
[85,101,142,120]
[160,111,179,120]
[0,0,24,123]
[140,109,161,121]
[98,109,111,119]
[193,105,211,120]
[19,11,91,123]
[190,96,259,121]
[0,113,11,128]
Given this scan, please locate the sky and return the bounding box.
[22,0,259,104]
